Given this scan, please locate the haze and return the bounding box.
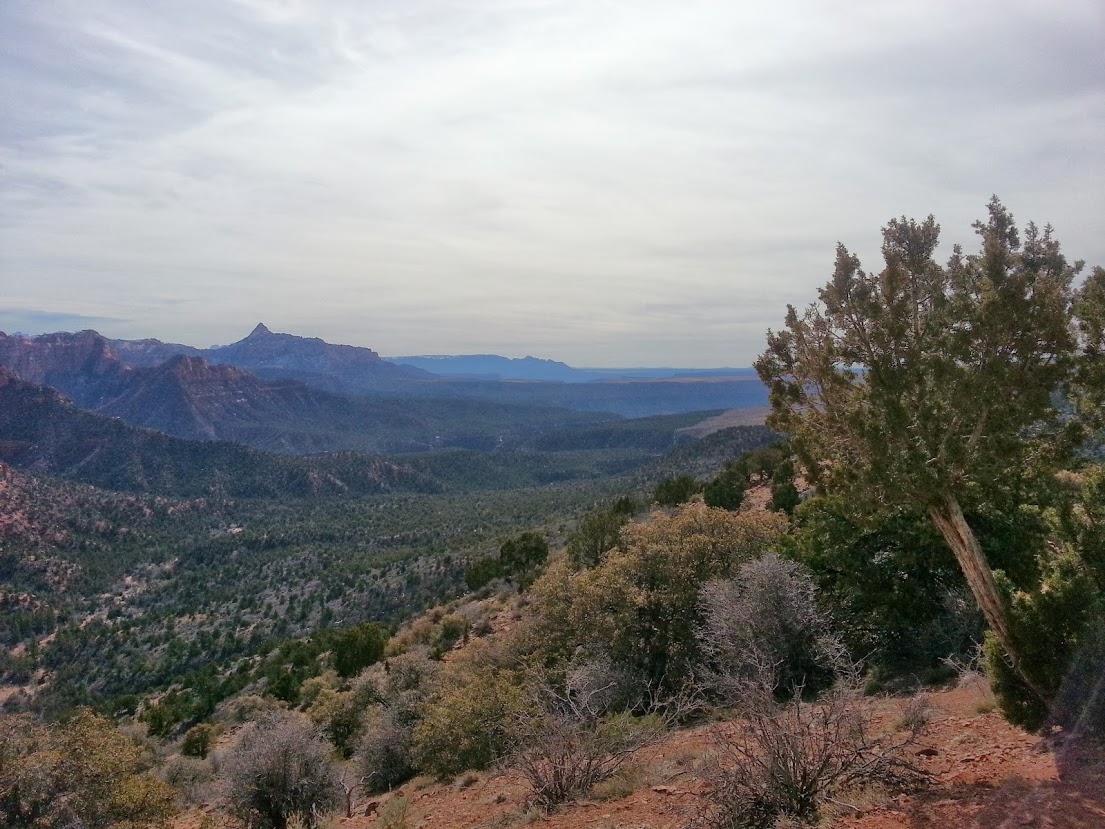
[2,0,1103,366]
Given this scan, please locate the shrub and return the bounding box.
[653,474,699,507]
[704,463,747,511]
[350,652,441,790]
[507,666,679,810]
[787,497,989,678]
[698,554,842,700]
[304,682,363,758]
[531,505,789,693]
[181,722,217,759]
[567,509,629,569]
[221,712,340,829]
[0,709,176,829]
[499,531,549,575]
[357,707,416,792]
[429,613,468,658]
[331,623,387,678]
[765,458,800,514]
[161,754,214,805]
[693,684,926,829]
[376,795,411,829]
[464,557,503,591]
[412,643,529,777]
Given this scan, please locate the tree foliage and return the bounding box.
[529,504,788,691]
[653,474,699,507]
[0,710,175,829]
[755,198,1095,699]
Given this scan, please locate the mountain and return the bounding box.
[205,323,431,392]
[0,366,437,497]
[0,331,606,455]
[389,354,763,383]
[108,336,204,367]
[390,354,598,382]
[0,329,131,408]
[110,324,430,393]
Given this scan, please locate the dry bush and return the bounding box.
[162,754,215,805]
[692,683,927,829]
[376,796,412,829]
[221,712,340,829]
[894,694,933,736]
[698,554,844,701]
[508,660,692,810]
[357,707,415,792]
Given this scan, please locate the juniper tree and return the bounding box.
[754,198,1090,701]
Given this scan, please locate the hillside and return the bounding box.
[0,368,438,497]
[170,682,1099,829]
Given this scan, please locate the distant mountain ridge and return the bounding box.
[3,324,771,420]
[391,354,593,382]
[389,353,759,383]
[110,323,430,393]
[0,330,606,455]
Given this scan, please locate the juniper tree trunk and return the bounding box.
[928,493,1050,704]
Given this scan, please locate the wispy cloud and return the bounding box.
[2,0,1103,364]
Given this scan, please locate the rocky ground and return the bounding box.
[174,676,1104,829]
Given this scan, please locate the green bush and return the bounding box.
[412,659,528,777]
[567,509,629,569]
[181,722,217,759]
[499,531,549,574]
[331,623,387,678]
[653,475,699,506]
[768,459,800,515]
[985,549,1104,731]
[787,497,990,678]
[464,557,503,591]
[704,462,747,510]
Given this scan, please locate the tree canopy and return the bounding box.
[754,198,1098,700]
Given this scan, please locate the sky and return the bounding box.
[2,0,1103,367]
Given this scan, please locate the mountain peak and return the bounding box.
[249,323,272,337]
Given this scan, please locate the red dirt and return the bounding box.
[174,679,1104,829]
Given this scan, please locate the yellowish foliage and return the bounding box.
[0,710,176,829]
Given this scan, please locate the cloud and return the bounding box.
[1,0,1103,365]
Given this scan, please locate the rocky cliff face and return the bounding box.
[0,330,119,384]
[109,337,203,367]
[97,355,275,441]
[0,330,130,407]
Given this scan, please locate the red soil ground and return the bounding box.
[175,678,1104,829]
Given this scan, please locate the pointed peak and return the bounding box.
[249,322,272,337]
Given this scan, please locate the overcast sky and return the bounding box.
[2,0,1103,366]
